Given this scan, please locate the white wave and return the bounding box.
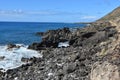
[58,42,69,48]
[0,44,42,72]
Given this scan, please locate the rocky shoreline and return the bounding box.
[0,21,120,80]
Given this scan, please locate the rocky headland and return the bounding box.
[0,7,120,80]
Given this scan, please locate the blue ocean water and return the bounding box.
[0,22,85,45]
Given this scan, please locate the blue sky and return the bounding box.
[0,0,120,22]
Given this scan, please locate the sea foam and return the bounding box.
[0,44,42,72]
[58,41,69,48]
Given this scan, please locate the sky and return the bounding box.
[0,0,120,22]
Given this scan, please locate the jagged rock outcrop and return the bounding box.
[28,25,117,50]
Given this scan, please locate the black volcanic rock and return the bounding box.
[28,27,72,50]
[41,27,71,42]
[28,41,59,50]
[28,25,117,50]
[7,44,16,48]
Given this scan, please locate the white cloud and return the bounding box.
[81,16,97,19]
[0,9,98,22]
[28,11,58,15]
[0,9,23,15]
[0,9,86,16]
[0,10,57,16]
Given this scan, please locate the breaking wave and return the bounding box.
[0,44,42,72]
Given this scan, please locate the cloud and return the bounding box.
[0,9,23,15]
[0,10,60,18]
[0,9,96,22]
[28,11,53,15]
[81,16,97,19]
[24,10,85,16]
[0,9,86,16]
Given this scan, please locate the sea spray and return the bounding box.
[0,44,42,72]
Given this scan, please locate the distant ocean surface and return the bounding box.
[0,22,86,45]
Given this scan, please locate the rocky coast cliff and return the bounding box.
[0,7,120,80]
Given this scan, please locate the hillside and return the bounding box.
[97,6,120,26]
[98,7,120,21]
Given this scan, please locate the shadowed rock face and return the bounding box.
[28,41,59,50]
[28,27,71,50]
[28,25,117,50]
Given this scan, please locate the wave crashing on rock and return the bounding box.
[0,44,42,72]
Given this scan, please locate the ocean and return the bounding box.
[0,22,85,45]
[0,22,85,71]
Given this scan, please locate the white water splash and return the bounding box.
[58,42,69,48]
[0,44,42,72]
